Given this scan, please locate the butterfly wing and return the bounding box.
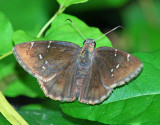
[95,47,143,89]
[38,51,79,101]
[78,47,142,104]
[13,41,81,82]
[78,58,113,104]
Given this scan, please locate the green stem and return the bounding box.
[0,51,12,60]
[0,4,66,60]
[0,91,29,125]
[37,4,66,38]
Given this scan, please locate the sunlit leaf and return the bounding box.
[45,13,112,48]
[0,12,13,55]
[57,0,88,7]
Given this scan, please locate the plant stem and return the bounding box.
[0,91,29,125]
[0,5,66,60]
[37,4,66,38]
[0,51,12,60]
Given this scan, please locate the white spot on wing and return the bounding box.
[42,66,46,69]
[111,68,114,72]
[114,49,118,57]
[127,54,130,62]
[45,61,48,64]
[48,41,52,48]
[30,42,34,50]
[59,49,65,52]
[39,54,42,59]
[116,64,120,68]
[111,74,114,77]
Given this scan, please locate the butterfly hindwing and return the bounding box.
[13,41,81,82]
[78,55,113,104]
[38,51,80,101]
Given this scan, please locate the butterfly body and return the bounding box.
[13,39,143,104]
[76,39,95,97]
[76,40,94,79]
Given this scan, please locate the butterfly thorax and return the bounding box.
[76,40,95,94]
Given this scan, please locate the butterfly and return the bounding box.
[13,38,143,105]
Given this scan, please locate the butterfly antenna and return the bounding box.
[94,26,124,41]
[66,19,87,40]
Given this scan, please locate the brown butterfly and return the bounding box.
[13,21,143,105]
[13,39,142,104]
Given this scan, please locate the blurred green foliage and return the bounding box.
[0,12,13,55]
[0,0,160,124]
[121,0,160,52]
[0,0,58,36]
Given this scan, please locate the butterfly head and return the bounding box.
[83,39,96,47]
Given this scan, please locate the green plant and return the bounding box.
[0,0,160,124]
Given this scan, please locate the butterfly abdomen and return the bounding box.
[76,44,94,88]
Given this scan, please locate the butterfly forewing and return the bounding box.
[95,47,143,88]
[13,41,81,82]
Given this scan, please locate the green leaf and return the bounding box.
[45,13,112,48]
[61,50,160,124]
[18,102,75,125]
[0,12,13,55]
[18,101,104,125]
[2,31,44,98]
[12,30,47,45]
[0,55,16,92]
[19,109,75,125]
[12,30,34,44]
[3,68,44,98]
[57,0,88,7]
[0,114,10,125]
[0,54,44,98]
[0,0,57,36]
